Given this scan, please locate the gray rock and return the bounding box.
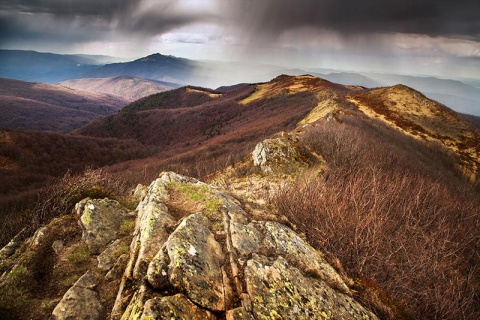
[97,239,127,272]
[146,244,170,290]
[52,270,104,320]
[165,213,233,311]
[252,135,304,173]
[141,294,216,320]
[244,254,376,319]
[264,221,351,294]
[75,198,129,253]
[132,184,148,202]
[52,240,64,255]
[0,228,25,260]
[130,178,176,280]
[105,253,129,281]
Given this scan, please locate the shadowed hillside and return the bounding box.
[0,78,127,132]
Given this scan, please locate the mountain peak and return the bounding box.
[136,53,180,62]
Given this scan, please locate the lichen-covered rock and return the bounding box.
[229,213,350,294]
[141,294,216,319]
[132,184,148,201]
[163,213,233,311]
[75,198,129,252]
[106,254,129,281]
[229,212,262,256]
[52,270,104,320]
[0,228,25,260]
[130,178,176,279]
[52,240,64,255]
[227,307,256,320]
[252,134,309,173]
[244,254,376,320]
[97,239,127,272]
[146,244,170,290]
[42,171,380,320]
[264,221,351,294]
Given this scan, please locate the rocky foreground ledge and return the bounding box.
[2,172,378,319]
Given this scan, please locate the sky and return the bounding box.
[0,0,479,79]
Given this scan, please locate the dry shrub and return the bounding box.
[32,167,128,225]
[0,167,129,247]
[275,118,480,320]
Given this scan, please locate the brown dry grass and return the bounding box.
[275,117,480,319]
[0,167,131,247]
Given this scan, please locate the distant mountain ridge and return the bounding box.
[80,53,200,84]
[0,50,120,83]
[59,76,179,102]
[1,49,479,116]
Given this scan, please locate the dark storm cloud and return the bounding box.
[0,0,135,18]
[224,0,480,40]
[1,0,478,48]
[0,0,216,47]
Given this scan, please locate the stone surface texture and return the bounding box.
[2,171,379,320]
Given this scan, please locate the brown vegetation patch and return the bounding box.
[274,118,480,320]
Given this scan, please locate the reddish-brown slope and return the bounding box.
[0,78,127,132]
[77,75,351,159]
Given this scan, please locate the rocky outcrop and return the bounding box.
[110,172,377,319]
[0,228,25,260]
[252,132,321,174]
[0,171,379,319]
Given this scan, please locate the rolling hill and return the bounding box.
[0,74,479,320]
[0,75,480,320]
[2,50,479,117]
[362,72,480,116]
[59,76,179,102]
[77,75,479,185]
[0,78,127,132]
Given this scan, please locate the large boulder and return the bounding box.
[75,198,130,253]
[148,213,233,311]
[252,132,319,173]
